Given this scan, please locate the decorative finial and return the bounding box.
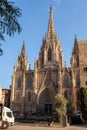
[75,34,77,40]
[50,4,52,10]
[74,34,78,44]
[75,34,77,38]
[23,40,25,44]
[21,41,26,56]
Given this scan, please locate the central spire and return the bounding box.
[21,41,26,57]
[47,6,55,38]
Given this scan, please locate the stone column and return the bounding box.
[22,73,25,97]
[22,72,26,113]
[11,74,15,110]
[44,50,46,65]
[12,75,15,101]
[71,69,76,111]
[33,66,38,94]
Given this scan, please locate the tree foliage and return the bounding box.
[80,87,87,118]
[0,0,22,55]
[0,44,3,55]
[55,94,68,117]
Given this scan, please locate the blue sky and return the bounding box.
[0,0,87,89]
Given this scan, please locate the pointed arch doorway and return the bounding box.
[38,88,56,113]
[44,104,53,113]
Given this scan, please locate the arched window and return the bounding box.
[17,78,21,88]
[76,56,79,66]
[63,75,69,87]
[26,77,32,88]
[64,91,68,100]
[76,74,80,86]
[48,48,52,61]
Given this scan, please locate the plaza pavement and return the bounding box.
[8,124,87,130]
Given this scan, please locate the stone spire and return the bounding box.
[74,34,78,47]
[36,6,64,68]
[47,6,55,39]
[71,35,78,66]
[72,34,78,54]
[21,41,26,57]
[14,41,29,72]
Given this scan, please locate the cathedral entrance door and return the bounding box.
[44,104,52,113]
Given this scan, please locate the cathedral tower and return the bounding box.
[34,6,64,69]
[33,6,64,112]
[10,42,34,113]
[14,41,29,72]
[10,6,87,115]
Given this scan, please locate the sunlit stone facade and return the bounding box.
[10,7,87,114]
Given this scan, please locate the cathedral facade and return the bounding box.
[10,7,87,114]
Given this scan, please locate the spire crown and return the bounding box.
[14,41,29,72]
[72,35,78,55]
[21,41,26,57]
[74,34,78,49]
[74,34,78,44]
[47,6,55,37]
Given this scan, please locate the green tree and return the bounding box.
[80,87,87,120]
[0,0,22,55]
[55,94,68,117]
[55,94,68,126]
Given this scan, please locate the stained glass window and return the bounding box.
[26,77,32,88]
[76,74,80,86]
[17,78,21,88]
[48,48,52,61]
[63,75,69,87]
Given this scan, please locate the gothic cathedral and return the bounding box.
[10,7,87,114]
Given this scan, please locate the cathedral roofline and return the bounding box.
[78,40,87,44]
